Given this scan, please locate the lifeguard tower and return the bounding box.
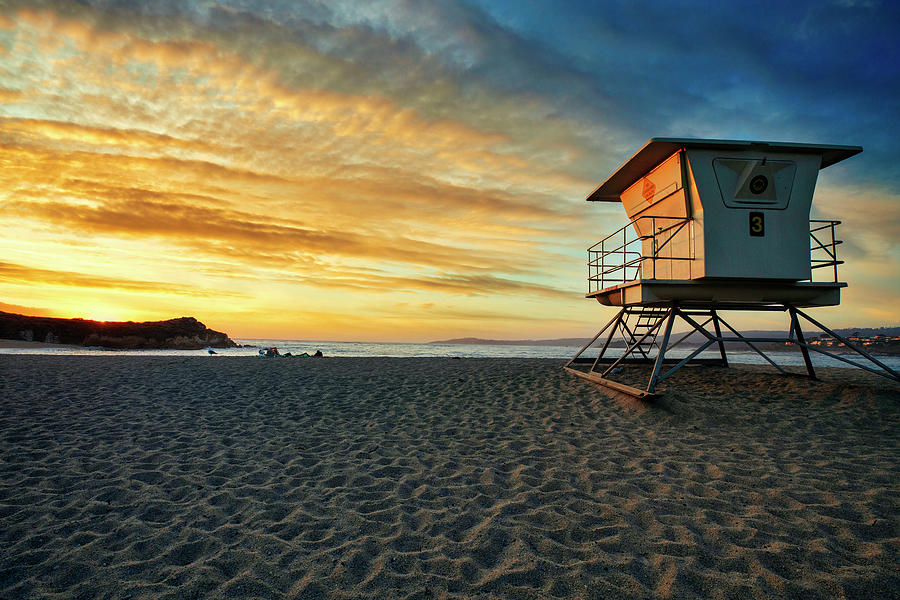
[565,138,900,398]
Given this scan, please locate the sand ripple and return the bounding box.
[1,357,899,598]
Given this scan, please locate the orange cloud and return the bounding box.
[0,3,606,338]
[0,301,56,317]
[0,260,246,297]
[0,139,577,272]
[270,270,576,299]
[2,196,546,274]
[0,89,23,103]
[5,5,597,196]
[0,117,211,152]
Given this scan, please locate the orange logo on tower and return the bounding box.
[641,177,656,202]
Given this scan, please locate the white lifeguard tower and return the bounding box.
[566,138,900,398]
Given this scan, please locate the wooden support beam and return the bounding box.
[565,367,658,400]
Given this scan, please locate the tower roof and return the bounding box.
[587,138,862,202]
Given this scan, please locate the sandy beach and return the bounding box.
[1,356,898,599]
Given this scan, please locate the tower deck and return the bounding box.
[589,279,845,308]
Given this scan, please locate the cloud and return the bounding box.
[0,89,24,103]
[2,1,612,186]
[0,105,587,284]
[0,260,246,297]
[0,301,56,317]
[813,183,900,255]
[273,269,577,299]
[0,117,211,152]
[2,187,557,274]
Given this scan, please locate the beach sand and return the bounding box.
[1,356,898,599]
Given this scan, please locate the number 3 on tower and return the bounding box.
[749,212,765,237]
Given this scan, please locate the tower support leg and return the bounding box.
[789,305,817,380]
[565,308,624,369]
[711,309,728,367]
[792,308,900,381]
[647,303,677,393]
[592,309,627,372]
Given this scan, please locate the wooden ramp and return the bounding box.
[564,366,657,400]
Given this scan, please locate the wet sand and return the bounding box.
[0,339,79,349]
[1,356,898,599]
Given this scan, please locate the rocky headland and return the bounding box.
[0,311,237,349]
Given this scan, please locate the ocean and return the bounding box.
[2,338,899,372]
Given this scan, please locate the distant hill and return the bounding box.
[430,326,900,348]
[0,311,237,349]
[828,326,900,337]
[430,337,595,347]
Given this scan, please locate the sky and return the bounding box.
[0,0,898,341]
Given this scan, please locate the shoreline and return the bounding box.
[1,337,898,359]
[0,339,900,372]
[0,339,80,349]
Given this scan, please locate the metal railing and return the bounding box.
[809,219,842,283]
[588,215,693,294]
[587,217,844,294]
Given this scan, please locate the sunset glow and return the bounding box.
[2,1,898,340]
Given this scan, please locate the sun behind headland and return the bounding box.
[81,309,129,323]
